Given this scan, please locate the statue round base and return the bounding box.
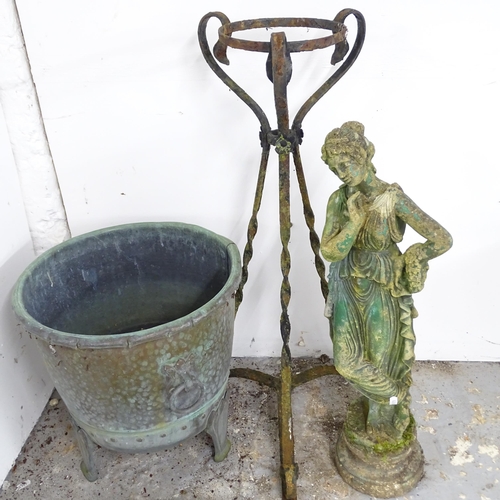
[333,399,424,498]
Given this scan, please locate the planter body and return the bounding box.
[12,222,241,454]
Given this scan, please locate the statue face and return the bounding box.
[326,153,367,186]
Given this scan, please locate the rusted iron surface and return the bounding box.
[278,350,298,499]
[292,364,339,388]
[271,31,293,361]
[199,11,365,499]
[216,18,346,57]
[292,9,366,131]
[292,146,329,300]
[229,367,278,389]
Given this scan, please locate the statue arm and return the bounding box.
[395,192,453,260]
[394,192,452,293]
[321,190,365,262]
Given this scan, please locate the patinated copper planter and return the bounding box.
[12,222,241,480]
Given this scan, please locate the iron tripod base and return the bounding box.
[231,354,339,500]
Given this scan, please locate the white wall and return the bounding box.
[12,0,500,362]
[0,101,53,481]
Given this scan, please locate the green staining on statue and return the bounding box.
[321,121,452,498]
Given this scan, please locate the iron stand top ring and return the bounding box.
[217,18,347,54]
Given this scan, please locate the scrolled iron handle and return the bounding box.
[292,9,366,131]
[198,12,271,135]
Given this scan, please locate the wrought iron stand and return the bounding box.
[198,11,365,500]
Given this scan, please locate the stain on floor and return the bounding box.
[1,359,499,499]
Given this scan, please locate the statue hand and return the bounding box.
[347,191,368,227]
[403,243,429,293]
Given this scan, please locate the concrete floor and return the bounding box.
[1,358,499,500]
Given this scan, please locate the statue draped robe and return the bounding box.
[325,183,417,438]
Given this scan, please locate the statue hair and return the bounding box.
[321,121,376,172]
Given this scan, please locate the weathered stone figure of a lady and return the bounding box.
[321,121,452,496]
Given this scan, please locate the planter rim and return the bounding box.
[11,221,241,349]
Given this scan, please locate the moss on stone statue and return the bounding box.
[372,415,416,455]
[342,398,418,457]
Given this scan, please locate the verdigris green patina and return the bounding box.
[320,121,452,497]
[12,222,242,481]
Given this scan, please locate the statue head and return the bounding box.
[321,121,376,176]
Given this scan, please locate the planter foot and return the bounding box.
[206,389,231,462]
[70,416,98,482]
